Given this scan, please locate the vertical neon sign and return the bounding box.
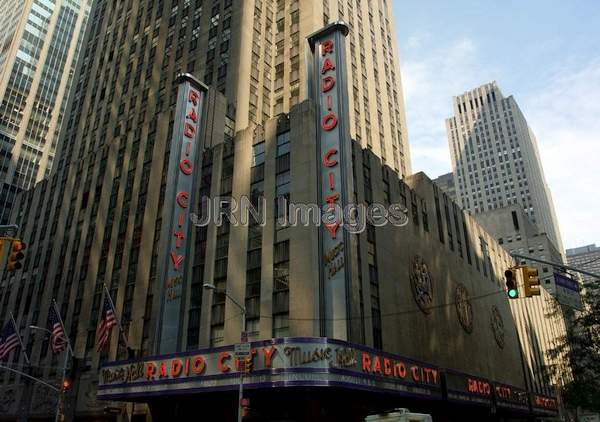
[307,22,352,339]
[157,74,208,354]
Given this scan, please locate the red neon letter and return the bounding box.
[323,149,338,167]
[394,362,407,379]
[170,252,184,270]
[189,90,200,105]
[321,40,334,56]
[321,112,338,131]
[191,356,206,374]
[325,193,340,206]
[179,159,193,175]
[174,231,184,248]
[184,122,196,138]
[171,359,183,377]
[187,106,198,123]
[218,352,231,373]
[372,356,382,374]
[263,346,277,368]
[321,57,335,74]
[322,76,335,92]
[145,362,157,380]
[411,366,420,382]
[362,352,371,372]
[384,358,392,376]
[158,362,167,378]
[325,221,340,239]
[176,191,189,208]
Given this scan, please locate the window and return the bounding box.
[273,314,289,337]
[210,325,224,346]
[252,142,265,166]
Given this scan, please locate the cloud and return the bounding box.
[400,35,497,177]
[399,30,600,249]
[521,60,600,248]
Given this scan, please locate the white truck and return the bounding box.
[365,408,433,422]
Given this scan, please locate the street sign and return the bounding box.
[234,342,251,358]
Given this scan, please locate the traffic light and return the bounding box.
[60,357,80,393]
[523,267,541,297]
[6,241,26,272]
[504,268,519,299]
[241,398,250,417]
[244,356,253,373]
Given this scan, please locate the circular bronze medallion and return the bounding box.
[409,255,434,314]
[455,283,474,333]
[490,305,505,349]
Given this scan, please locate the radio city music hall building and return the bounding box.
[0,22,569,421]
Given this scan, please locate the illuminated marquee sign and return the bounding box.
[494,382,529,412]
[157,74,208,354]
[531,393,559,415]
[307,22,353,339]
[444,371,493,406]
[98,338,442,400]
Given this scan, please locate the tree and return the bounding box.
[548,279,600,412]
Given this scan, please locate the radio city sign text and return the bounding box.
[99,339,440,391]
[168,88,202,280]
[319,38,343,239]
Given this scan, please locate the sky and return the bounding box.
[392,0,600,250]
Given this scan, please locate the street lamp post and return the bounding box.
[30,325,71,422]
[203,283,246,422]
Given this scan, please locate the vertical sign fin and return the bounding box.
[307,22,352,340]
[157,74,208,354]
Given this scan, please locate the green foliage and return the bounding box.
[553,281,600,412]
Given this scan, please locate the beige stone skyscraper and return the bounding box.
[0,0,91,224]
[446,82,564,253]
[241,0,412,176]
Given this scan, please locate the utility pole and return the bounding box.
[204,283,247,422]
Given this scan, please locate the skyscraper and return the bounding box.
[445,82,563,253]
[53,0,410,179]
[566,244,600,286]
[0,0,91,224]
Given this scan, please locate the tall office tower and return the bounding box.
[55,0,410,178]
[0,0,91,224]
[566,244,600,286]
[445,82,563,253]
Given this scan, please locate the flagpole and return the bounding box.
[9,312,29,365]
[52,300,74,356]
[102,283,131,352]
[55,346,70,422]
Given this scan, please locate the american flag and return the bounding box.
[47,304,67,354]
[0,320,20,361]
[95,295,117,352]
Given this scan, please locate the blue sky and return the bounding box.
[392,0,600,250]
